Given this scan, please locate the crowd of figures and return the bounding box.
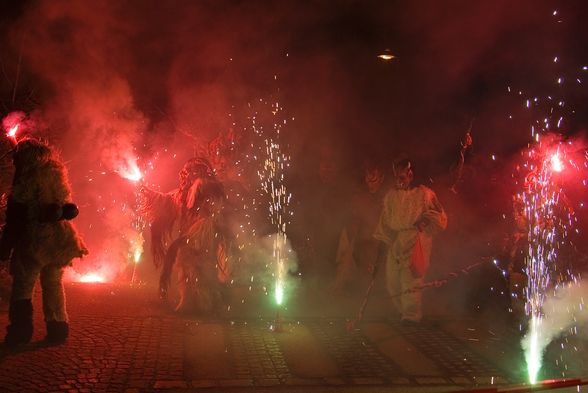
[136,128,547,325]
[134,136,450,325]
[0,127,551,346]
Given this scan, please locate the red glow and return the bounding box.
[64,265,116,284]
[79,273,106,283]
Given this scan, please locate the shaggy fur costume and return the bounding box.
[140,158,232,313]
[0,139,87,344]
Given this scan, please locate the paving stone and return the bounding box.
[284,377,323,385]
[322,377,346,385]
[153,380,188,389]
[0,283,536,391]
[189,379,217,388]
[350,377,386,385]
[217,378,255,387]
[254,378,281,386]
[415,376,451,384]
[389,377,411,384]
[450,376,473,384]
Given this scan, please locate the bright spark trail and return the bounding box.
[517,37,587,382]
[515,9,588,382]
[521,139,566,383]
[251,98,292,309]
[520,134,586,383]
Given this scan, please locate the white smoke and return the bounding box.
[236,232,299,300]
[521,279,588,378]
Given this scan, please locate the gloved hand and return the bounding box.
[39,203,79,222]
[61,203,79,220]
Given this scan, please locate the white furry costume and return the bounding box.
[374,185,447,322]
[0,139,87,344]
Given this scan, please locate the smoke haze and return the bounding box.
[0,1,587,314]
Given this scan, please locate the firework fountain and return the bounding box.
[520,136,574,383]
[251,97,293,330]
[517,32,587,380]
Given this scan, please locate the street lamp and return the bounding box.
[377,48,396,61]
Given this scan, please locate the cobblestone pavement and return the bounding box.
[0,282,584,393]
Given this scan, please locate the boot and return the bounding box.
[4,299,33,346]
[45,321,69,344]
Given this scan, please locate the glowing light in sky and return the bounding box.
[378,54,395,60]
[377,49,396,61]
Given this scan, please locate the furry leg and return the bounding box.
[40,265,67,322]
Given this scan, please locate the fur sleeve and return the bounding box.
[42,161,73,204]
[139,188,180,268]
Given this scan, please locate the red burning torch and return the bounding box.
[2,111,27,145]
[7,124,19,143]
[117,156,146,284]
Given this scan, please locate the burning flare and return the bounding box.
[550,152,563,172]
[7,124,19,139]
[119,161,142,182]
[79,273,106,283]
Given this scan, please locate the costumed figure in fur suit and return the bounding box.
[374,158,447,324]
[0,139,88,345]
[140,157,233,313]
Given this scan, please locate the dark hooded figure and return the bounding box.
[0,138,88,345]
